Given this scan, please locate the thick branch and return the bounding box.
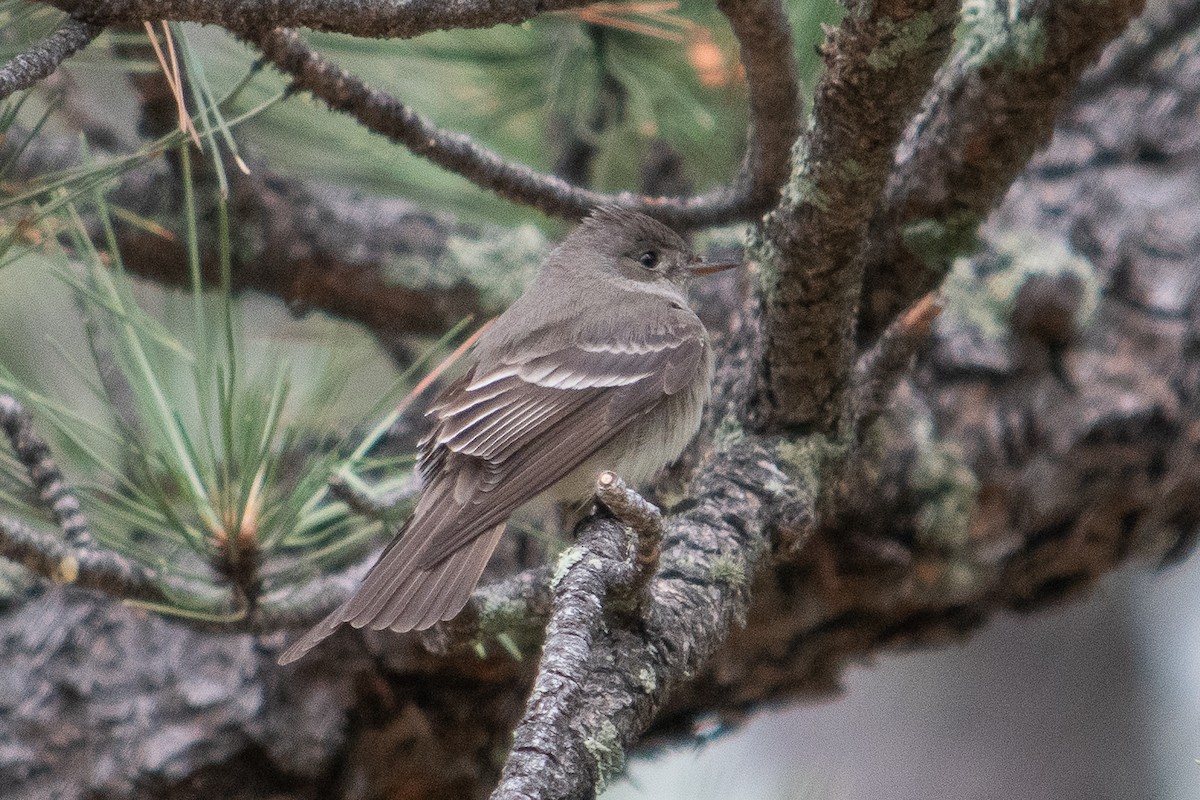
[491,437,807,800]
[858,0,1147,341]
[755,0,959,433]
[0,16,101,101]
[492,516,636,800]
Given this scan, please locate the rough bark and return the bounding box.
[48,0,600,40]
[755,0,961,432]
[857,0,1149,342]
[0,16,101,100]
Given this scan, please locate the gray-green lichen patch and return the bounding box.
[867,12,937,71]
[385,223,548,309]
[940,230,1100,344]
[900,211,984,276]
[909,408,978,551]
[584,718,626,794]
[550,545,585,590]
[774,434,837,487]
[959,0,1048,72]
[776,136,829,213]
[637,667,657,694]
[712,416,746,452]
[744,220,782,305]
[746,133,823,304]
[709,553,747,589]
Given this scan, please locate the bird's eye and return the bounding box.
[638,250,660,269]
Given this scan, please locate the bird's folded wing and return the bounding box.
[413,322,706,566]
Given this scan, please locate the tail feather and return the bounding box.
[276,522,505,665]
[412,523,505,630]
[276,605,345,665]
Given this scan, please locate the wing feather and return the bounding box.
[412,343,703,567]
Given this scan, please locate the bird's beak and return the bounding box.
[687,257,741,277]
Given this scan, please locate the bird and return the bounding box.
[278,207,737,664]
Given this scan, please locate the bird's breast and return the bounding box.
[540,345,711,504]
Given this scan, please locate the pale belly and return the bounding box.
[539,373,709,505]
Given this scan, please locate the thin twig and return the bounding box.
[850,292,942,430]
[0,394,92,546]
[327,473,419,517]
[0,395,178,603]
[53,0,599,40]
[594,470,663,599]
[0,17,102,102]
[0,515,169,603]
[247,3,799,228]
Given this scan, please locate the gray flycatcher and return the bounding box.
[278,207,737,664]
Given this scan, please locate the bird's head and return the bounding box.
[560,207,739,292]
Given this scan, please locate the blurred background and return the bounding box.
[606,557,1200,800]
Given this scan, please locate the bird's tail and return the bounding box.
[276,520,505,665]
[276,602,345,665]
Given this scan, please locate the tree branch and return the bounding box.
[0,395,203,607]
[0,16,101,101]
[0,130,522,337]
[753,0,960,433]
[491,517,637,800]
[247,0,799,229]
[0,515,168,603]
[0,394,92,546]
[717,0,802,213]
[49,0,596,40]
[850,291,942,430]
[491,437,809,800]
[857,0,1147,341]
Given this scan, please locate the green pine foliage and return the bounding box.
[0,108,460,618]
